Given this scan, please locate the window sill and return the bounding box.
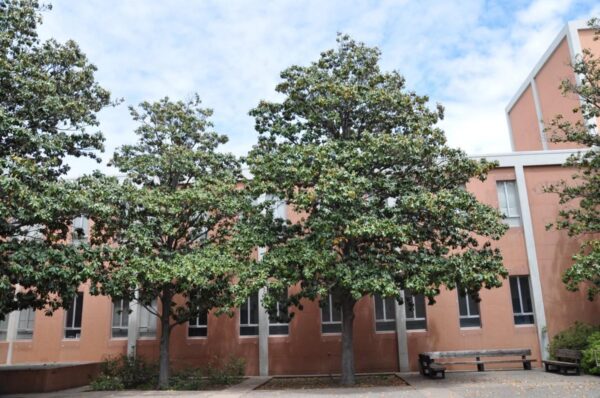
[407,329,428,333]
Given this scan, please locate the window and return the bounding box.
[240,292,259,336]
[17,308,35,339]
[458,290,481,328]
[111,299,129,338]
[496,181,521,227]
[0,316,8,340]
[321,293,342,334]
[72,216,89,244]
[65,292,84,339]
[405,291,427,330]
[139,299,157,338]
[374,295,396,332]
[510,276,534,325]
[188,310,208,337]
[269,289,290,335]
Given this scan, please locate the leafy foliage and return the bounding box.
[243,34,508,385]
[90,355,245,391]
[0,0,113,315]
[581,331,600,375]
[545,18,600,300]
[548,321,600,359]
[84,95,248,388]
[90,354,158,390]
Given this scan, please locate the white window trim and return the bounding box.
[373,295,396,334]
[111,299,129,340]
[404,294,427,331]
[16,308,35,340]
[497,181,521,227]
[458,291,481,329]
[269,299,289,336]
[138,300,158,340]
[239,294,259,337]
[321,294,342,335]
[188,313,208,339]
[64,293,83,340]
[511,276,535,324]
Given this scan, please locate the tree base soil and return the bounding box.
[257,374,408,390]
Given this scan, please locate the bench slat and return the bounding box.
[543,360,579,367]
[436,359,535,366]
[423,349,531,358]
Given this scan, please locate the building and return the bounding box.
[0,20,599,379]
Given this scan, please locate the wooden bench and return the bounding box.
[542,349,581,375]
[419,348,535,378]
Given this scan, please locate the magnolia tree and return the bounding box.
[0,0,113,315]
[83,96,248,388]
[546,18,600,300]
[244,35,508,385]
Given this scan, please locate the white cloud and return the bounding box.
[35,0,599,177]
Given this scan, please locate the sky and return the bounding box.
[37,0,600,178]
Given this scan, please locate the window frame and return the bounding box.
[188,310,208,338]
[111,298,129,339]
[509,275,535,326]
[404,291,427,331]
[64,292,84,339]
[138,299,158,339]
[16,308,35,340]
[71,215,90,244]
[321,293,342,334]
[457,290,481,328]
[496,180,521,227]
[373,294,396,333]
[0,316,8,341]
[239,292,259,337]
[269,289,290,336]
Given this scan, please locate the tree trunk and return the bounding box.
[158,292,172,389]
[340,295,357,386]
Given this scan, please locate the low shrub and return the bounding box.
[548,322,600,359]
[582,332,600,375]
[91,354,157,391]
[91,354,245,391]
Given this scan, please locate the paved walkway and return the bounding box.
[4,370,600,397]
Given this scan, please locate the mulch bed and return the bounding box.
[257,374,409,390]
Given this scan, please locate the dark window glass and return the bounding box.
[188,310,208,337]
[321,293,342,334]
[65,292,84,339]
[269,289,289,335]
[374,295,396,332]
[240,292,259,336]
[458,290,481,328]
[405,291,427,330]
[509,276,534,325]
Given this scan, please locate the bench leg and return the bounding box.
[476,357,484,372]
[523,361,531,370]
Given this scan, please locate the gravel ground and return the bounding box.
[4,370,600,398]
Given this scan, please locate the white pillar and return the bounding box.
[5,310,19,365]
[257,247,269,376]
[515,165,549,360]
[258,286,269,376]
[127,291,141,357]
[395,291,410,371]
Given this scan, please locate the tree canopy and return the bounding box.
[84,95,249,388]
[0,0,113,315]
[546,18,600,300]
[244,34,508,385]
